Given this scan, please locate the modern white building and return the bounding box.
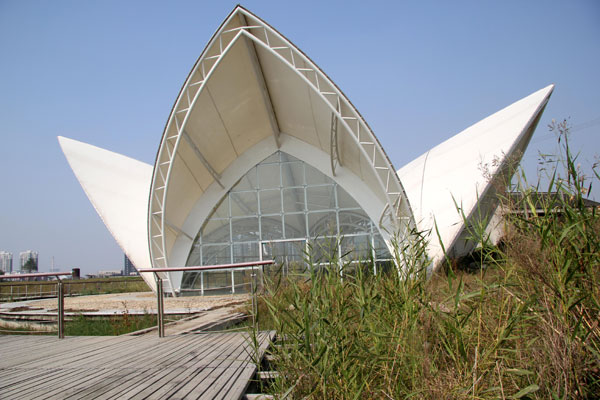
[59,6,553,295]
[19,250,38,273]
[0,251,12,274]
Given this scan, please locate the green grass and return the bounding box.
[65,313,158,336]
[1,313,159,336]
[252,123,600,399]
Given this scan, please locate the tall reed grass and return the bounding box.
[255,121,599,399]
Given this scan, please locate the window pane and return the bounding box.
[202,244,231,265]
[261,152,280,164]
[284,213,306,239]
[258,163,280,189]
[260,189,281,214]
[203,270,231,293]
[187,244,201,266]
[280,152,300,163]
[233,269,253,293]
[283,187,305,213]
[308,211,337,237]
[305,164,333,186]
[231,217,259,242]
[203,219,230,243]
[341,234,371,261]
[260,215,283,240]
[230,191,258,217]
[233,242,259,263]
[211,197,229,219]
[306,185,336,211]
[231,168,257,191]
[281,162,305,187]
[338,210,371,235]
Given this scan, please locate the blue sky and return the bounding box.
[1,0,598,274]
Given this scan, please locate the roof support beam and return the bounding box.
[330,112,341,176]
[239,14,281,148]
[181,130,224,189]
[165,220,194,241]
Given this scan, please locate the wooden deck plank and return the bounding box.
[29,336,153,369]
[49,336,200,399]
[171,333,260,399]
[118,333,236,399]
[132,335,243,399]
[204,332,274,400]
[33,336,199,399]
[72,334,231,400]
[0,336,108,366]
[127,333,252,400]
[0,339,142,398]
[0,331,274,400]
[4,336,133,369]
[64,334,233,399]
[149,333,251,399]
[1,337,164,398]
[216,332,275,400]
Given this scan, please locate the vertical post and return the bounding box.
[156,276,165,338]
[57,281,64,339]
[231,270,235,294]
[200,272,204,296]
[251,265,257,330]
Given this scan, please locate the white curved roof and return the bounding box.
[58,137,156,291]
[148,6,414,281]
[397,84,554,268]
[57,7,556,292]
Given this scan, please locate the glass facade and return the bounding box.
[181,151,392,294]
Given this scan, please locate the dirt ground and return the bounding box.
[19,292,250,313]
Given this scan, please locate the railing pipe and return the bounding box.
[0,271,73,280]
[138,260,274,338]
[0,271,72,339]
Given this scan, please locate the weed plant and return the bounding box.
[256,122,599,399]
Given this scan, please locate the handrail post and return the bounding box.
[156,275,165,338]
[57,281,64,339]
[250,265,257,329]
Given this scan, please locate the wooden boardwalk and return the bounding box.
[0,331,274,399]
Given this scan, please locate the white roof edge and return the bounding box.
[397,84,554,268]
[58,136,156,291]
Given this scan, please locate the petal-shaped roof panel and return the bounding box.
[58,137,156,291]
[149,6,414,273]
[397,85,554,268]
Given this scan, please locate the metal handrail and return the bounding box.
[0,271,72,339]
[138,260,275,337]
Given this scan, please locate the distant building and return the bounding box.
[19,250,38,273]
[0,251,12,274]
[123,254,138,276]
[97,270,122,278]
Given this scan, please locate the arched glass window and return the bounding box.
[182,151,392,294]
